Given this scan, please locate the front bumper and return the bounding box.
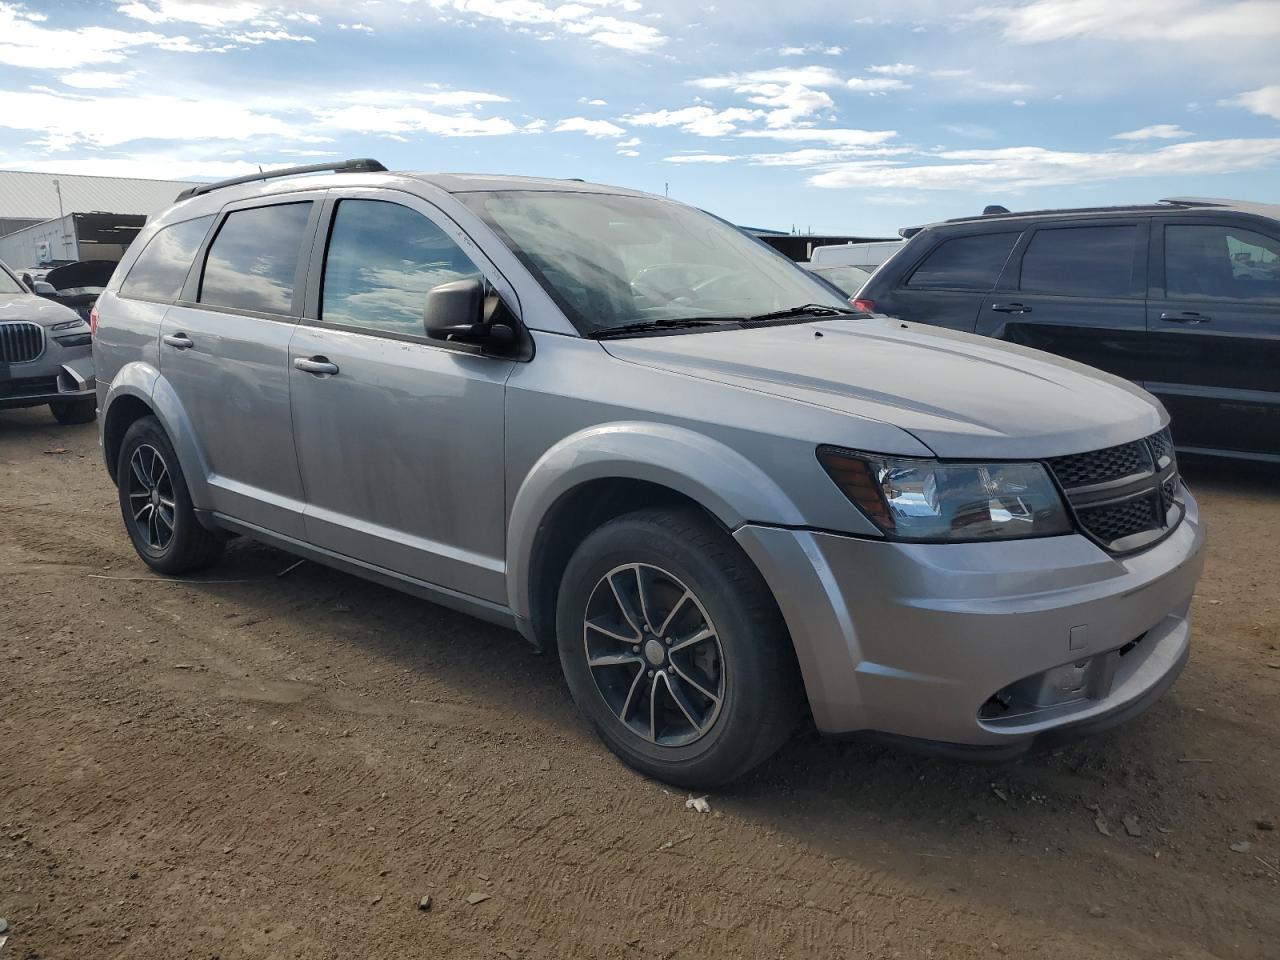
[734,490,1205,751]
[0,352,95,410]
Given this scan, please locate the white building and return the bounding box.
[0,170,194,269]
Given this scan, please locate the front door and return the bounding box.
[976,219,1150,384]
[1146,217,1280,456]
[288,192,517,603]
[159,198,321,538]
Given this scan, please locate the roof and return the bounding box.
[903,197,1280,237]
[0,170,196,221]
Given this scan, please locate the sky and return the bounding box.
[1,0,1278,235]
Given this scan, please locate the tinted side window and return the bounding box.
[905,233,1019,290]
[320,199,481,337]
[199,202,312,315]
[1019,225,1138,298]
[1166,224,1280,301]
[119,216,214,301]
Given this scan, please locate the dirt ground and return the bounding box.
[0,406,1277,960]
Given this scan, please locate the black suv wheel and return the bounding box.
[556,507,801,788]
[117,416,224,574]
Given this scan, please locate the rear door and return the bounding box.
[875,230,1022,331]
[1146,216,1280,456]
[977,219,1149,383]
[160,196,322,538]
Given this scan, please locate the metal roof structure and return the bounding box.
[0,170,195,222]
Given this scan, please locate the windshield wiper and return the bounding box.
[590,317,742,339]
[741,303,857,324]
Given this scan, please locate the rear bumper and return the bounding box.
[734,490,1205,749]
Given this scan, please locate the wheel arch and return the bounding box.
[102,363,212,508]
[507,422,807,649]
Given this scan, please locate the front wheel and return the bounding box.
[116,416,224,574]
[556,508,802,788]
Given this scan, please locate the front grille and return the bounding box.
[0,321,44,363]
[0,375,58,399]
[1047,429,1181,553]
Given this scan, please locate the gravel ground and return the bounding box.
[1,406,1277,960]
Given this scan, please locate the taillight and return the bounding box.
[89,304,99,336]
[851,297,875,313]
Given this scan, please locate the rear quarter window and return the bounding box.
[905,232,1020,290]
[118,215,215,302]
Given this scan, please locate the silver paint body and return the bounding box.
[94,171,1205,747]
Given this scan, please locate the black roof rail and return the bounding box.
[175,158,388,201]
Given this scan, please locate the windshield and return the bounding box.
[462,190,848,334]
[811,265,872,296]
[0,265,24,295]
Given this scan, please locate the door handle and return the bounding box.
[294,356,339,376]
[991,303,1031,314]
[1159,311,1211,324]
[162,333,193,349]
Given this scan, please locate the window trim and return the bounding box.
[176,192,324,322]
[900,230,1024,293]
[1150,214,1280,306]
[300,187,529,361]
[116,214,216,307]
[1008,219,1149,300]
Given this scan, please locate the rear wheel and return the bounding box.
[117,416,223,574]
[49,397,96,424]
[557,507,802,788]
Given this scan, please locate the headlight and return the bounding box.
[51,318,86,331]
[817,447,1072,542]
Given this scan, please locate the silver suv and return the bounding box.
[94,160,1205,786]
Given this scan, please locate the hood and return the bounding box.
[44,259,116,291]
[0,292,83,327]
[602,316,1165,459]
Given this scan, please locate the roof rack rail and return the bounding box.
[175,158,388,201]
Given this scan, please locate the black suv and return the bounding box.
[857,198,1280,461]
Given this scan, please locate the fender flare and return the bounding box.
[505,421,807,622]
[102,362,213,509]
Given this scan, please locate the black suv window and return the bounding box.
[199,202,312,315]
[1166,223,1280,301]
[119,215,214,301]
[320,199,482,337]
[906,233,1019,291]
[1019,225,1138,298]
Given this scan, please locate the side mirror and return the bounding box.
[423,277,516,347]
[32,280,56,297]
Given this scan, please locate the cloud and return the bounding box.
[737,127,898,147]
[868,63,918,76]
[846,77,910,93]
[428,1,667,53]
[631,106,764,136]
[0,2,200,68]
[688,66,845,129]
[59,70,139,90]
[809,138,1280,191]
[778,43,844,56]
[1223,84,1280,120]
[0,87,294,150]
[316,105,520,138]
[337,88,510,108]
[553,116,627,137]
[1113,123,1193,141]
[690,65,844,91]
[972,0,1280,44]
[617,136,641,147]
[663,153,736,164]
[117,1,266,27]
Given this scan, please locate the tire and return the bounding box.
[556,507,802,788]
[49,397,97,425]
[116,416,224,575]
